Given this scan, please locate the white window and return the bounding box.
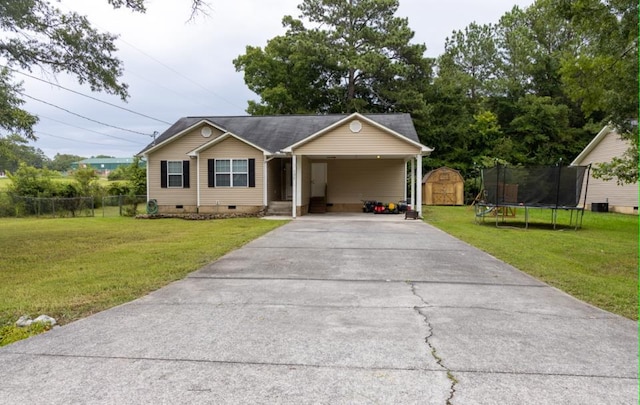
[167,161,183,188]
[215,159,248,187]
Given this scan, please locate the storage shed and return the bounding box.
[422,167,464,205]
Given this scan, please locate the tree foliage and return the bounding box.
[422,0,636,184]
[72,166,99,196]
[0,134,49,172]
[107,157,147,195]
[47,153,86,172]
[234,0,433,115]
[234,0,637,185]
[554,0,638,183]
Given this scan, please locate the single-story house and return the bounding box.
[137,113,433,217]
[571,125,638,214]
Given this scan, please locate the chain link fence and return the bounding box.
[3,194,95,218]
[0,192,148,218]
[101,195,148,217]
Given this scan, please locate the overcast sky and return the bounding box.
[20,0,534,159]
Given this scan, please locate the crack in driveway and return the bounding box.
[409,281,457,405]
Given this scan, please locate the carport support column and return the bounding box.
[411,158,415,208]
[292,154,297,218]
[263,158,268,207]
[416,155,422,216]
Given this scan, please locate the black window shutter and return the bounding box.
[248,158,256,188]
[160,160,167,188]
[208,159,215,187]
[183,160,190,188]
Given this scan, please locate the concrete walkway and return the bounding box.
[0,216,637,404]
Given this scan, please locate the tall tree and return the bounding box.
[428,1,595,173]
[233,23,339,115]
[234,0,433,115]
[0,134,50,172]
[441,22,500,101]
[495,2,577,99]
[555,0,638,183]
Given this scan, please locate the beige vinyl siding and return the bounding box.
[147,125,224,207]
[198,137,264,207]
[147,158,197,206]
[294,120,421,155]
[324,159,405,203]
[576,131,638,211]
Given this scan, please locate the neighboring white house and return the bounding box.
[571,125,638,214]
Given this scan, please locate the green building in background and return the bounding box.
[71,158,146,175]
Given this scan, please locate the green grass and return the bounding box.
[423,206,638,320]
[0,177,9,191]
[0,216,288,344]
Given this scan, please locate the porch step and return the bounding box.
[266,201,292,216]
[309,196,327,213]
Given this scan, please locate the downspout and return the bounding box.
[196,154,200,211]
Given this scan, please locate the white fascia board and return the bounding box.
[187,132,270,156]
[143,119,228,156]
[570,125,613,166]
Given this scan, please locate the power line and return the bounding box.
[116,37,247,113]
[18,91,154,137]
[125,68,224,112]
[37,115,144,144]
[4,65,173,125]
[35,130,145,147]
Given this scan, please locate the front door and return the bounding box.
[311,163,327,197]
[284,162,292,200]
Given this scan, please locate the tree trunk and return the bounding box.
[347,68,356,111]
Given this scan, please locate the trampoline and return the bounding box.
[475,164,591,230]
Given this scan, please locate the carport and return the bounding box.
[281,115,432,217]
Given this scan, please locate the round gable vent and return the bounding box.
[201,126,212,138]
[349,120,362,133]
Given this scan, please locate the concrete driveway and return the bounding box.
[0,215,637,404]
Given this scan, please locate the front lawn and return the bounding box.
[424,206,638,320]
[0,216,287,345]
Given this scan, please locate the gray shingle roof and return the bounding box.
[138,113,420,155]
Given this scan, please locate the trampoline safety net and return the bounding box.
[482,165,588,208]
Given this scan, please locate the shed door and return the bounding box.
[433,184,456,205]
[432,172,456,205]
[311,163,327,197]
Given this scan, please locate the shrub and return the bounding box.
[107,181,130,196]
[107,165,128,181]
[6,164,57,197]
